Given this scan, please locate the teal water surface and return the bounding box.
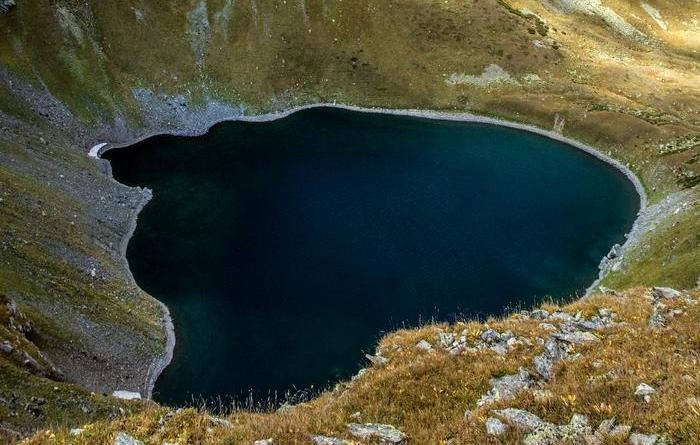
[104,108,639,407]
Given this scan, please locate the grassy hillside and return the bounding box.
[0,0,697,442]
[24,288,700,444]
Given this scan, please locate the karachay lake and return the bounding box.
[104,107,640,407]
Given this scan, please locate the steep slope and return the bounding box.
[0,0,697,441]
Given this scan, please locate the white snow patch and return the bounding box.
[88,143,107,159]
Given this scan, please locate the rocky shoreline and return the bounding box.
[93,102,650,398]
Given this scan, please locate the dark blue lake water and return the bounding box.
[105,108,639,407]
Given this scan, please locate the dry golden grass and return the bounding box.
[23,287,699,444]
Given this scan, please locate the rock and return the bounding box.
[0,0,15,14]
[69,428,84,436]
[652,287,682,300]
[0,341,12,353]
[312,436,348,445]
[549,311,574,321]
[481,329,500,343]
[610,425,632,439]
[532,389,554,402]
[543,338,567,362]
[485,417,507,436]
[112,390,141,401]
[438,331,455,348]
[595,418,616,436]
[477,368,534,407]
[628,433,658,445]
[365,354,388,367]
[648,302,667,329]
[530,309,550,320]
[347,423,407,444]
[114,432,144,445]
[533,354,554,381]
[634,383,656,403]
[415,340,433,352]
[552,331,599,344]
[209,415,233,428]
[492,408,548,431]
[253,440,273,445]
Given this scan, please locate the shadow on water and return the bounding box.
[104,107,640,409]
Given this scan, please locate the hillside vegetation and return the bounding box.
[0,0,697,443]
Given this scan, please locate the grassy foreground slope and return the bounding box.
[25,288,700,444]
[0,0,697,442]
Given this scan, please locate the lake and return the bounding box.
[104,107,639,407]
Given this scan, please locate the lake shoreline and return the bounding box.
[93,103,648,399]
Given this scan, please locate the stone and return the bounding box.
[347,423,407,444]
[311,436,349,445]
[477,368,534,407]
[595,418,616,436]
[485,417,507,436]
[481,329,500,343]
[543,337,567,361]
[365,354,388,367]
[530,309,550,320]
[438,332,455,348]
[253,440,273,445]
[533,354,554,380]
[415,340,433,352]
[0,341,12,353]
[552,331,599,344]
[628,433,658,445]
[610,425,631,439]
[493,408,548,431]
[112,390,141,401]
[532,389,554,402]
[634,383,656,403]
[114,432,144,445]
[652,287,682,300]
[69,428,84,436]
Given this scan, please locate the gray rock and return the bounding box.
[312,436,349,445]
[114,432,144,445]
[629,433,658,445]
[485,417,507,436]
[0,341,12,353]
[530,309,550,320]
[415,340,433,352]
[481,329,500,343]
[365,354,388,367]
[610,425,632,439]
[253,440,273,445]
[551,331,599,344]
[69,428,84,436]
[438,332,455,348]
[649,304,667,329]
[543,337,567,361]
[112,390,141,401]
[477,368,534,407]
[533,354,554,380]
[595,418,616,436]
[634,383,656,403]
[652,287,682,300]
[492,408,548,431]
[347,423,407,444]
